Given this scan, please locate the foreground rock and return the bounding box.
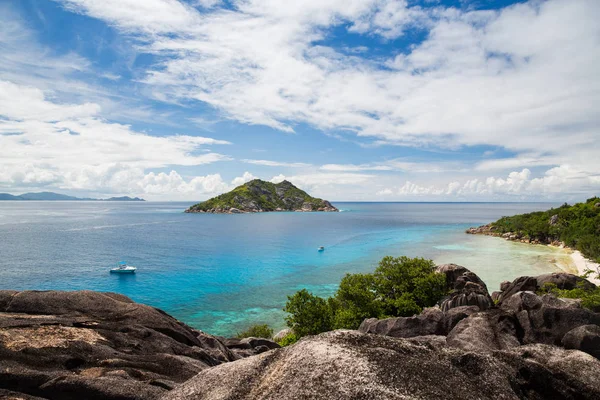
[185,179,338,213]
[168,266,600,400]
[0,290,278,400]
[163,330,600,400]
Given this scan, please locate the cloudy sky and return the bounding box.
[0,0,598,201]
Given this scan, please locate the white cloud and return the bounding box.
[0,80,231,195]
[139,171,229,195]
[376,188,393,196]
[376,167,599,200]
[320,159,466,173]
[53,0,599,190]
[1,0,597,200]
[269,172,374,194]
[231,171,256,186]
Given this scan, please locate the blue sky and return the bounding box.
[0,0,598,201]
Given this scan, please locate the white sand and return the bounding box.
[570,250,600,286]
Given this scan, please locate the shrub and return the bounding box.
[276,332,300,347]
[283,256,449,336]
[236,324,274,339]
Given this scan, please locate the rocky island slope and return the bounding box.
[185,179,338,214]
[2,266,600,399]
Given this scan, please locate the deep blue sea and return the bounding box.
[0,201,573,336]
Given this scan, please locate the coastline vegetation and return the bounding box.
[283,256,447,338]
[492,196,600,262]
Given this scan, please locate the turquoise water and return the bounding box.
[0,201,571,336]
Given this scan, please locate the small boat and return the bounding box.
[110,261,137,274]
[318,246,325,252]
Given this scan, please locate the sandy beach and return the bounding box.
[570,250,600,286]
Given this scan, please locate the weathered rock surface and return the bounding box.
[495,272,596,304]
[361,265,600,361]
[562,325,600,359]
[163,330,600,400]
[446,309,520,351]
[535,272,596,291]
[272,328,292,342]
[220,337,280,358]
[436,264,493,311]
[0,290,277,400]
[359,306,479,338]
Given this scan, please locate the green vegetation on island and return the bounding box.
[468,197,600,262]
[185,179,338,213]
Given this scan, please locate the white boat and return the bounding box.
[110,261,137,274]
[318,246,325,252]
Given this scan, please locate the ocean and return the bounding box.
[0,201,576,336]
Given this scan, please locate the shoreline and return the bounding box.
[466,226,600,286]
[569,249,600,285]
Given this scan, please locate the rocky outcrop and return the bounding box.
[495,272,595,304]
[436,263,493,311]
[0,290,277,400]
[446,309,521,351]
[220,337,280,359]
[359,266,599,354]
[499,291,600,346]
[272,328,292,342]
[359,306,479,338]
[535,272,596,291]
[562,325,600,359]
[358,266,599,361]
[466,224,546,244]
[163,330,600,400]
[185,179,338,214]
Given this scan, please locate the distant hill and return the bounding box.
[19,192,92,201]
[0,193,24,200]
[186,179,338,213]
[0,192,145,201]
[105,196,145,202]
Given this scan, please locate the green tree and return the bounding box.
[331,273,381,329]
[283,256,449,336]
[373,256,447,317]
[283,289,332,336]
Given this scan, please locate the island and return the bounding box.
[185,179,338,213]
[0,192,145,201]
